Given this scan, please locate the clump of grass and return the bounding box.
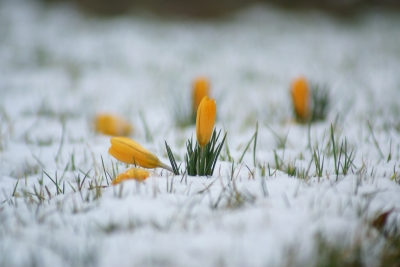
[313,146,325,179]
[330,124,356,180]
[88,178,104,200]
[184,129,226,176]
[43,171,64,195]
[285,160,298,177]
[165,142,181,175]
[272,150,297,177]
[297,162,312,180]
[310,84,330,122]
[259,162,277,178]
[68,170,90,193]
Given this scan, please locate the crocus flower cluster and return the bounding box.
[105,71,331,184]
[108,79,225,181]
[107,74,328,183]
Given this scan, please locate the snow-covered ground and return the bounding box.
[1,0,400,266]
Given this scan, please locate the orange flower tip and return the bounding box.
[291,76,311,122]
[112,168,150,185]
[192,77,211,114]
[196,96,217,147]
[95,114,132,136]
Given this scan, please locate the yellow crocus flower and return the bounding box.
[95,114,132,136]
[193,77,210,115]
[112,168,150,185]
[291,77,311,122]
[108,137,173,172]
[196,96,216,147]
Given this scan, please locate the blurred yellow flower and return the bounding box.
[193,77,210,115]
[95,114,132,136]
[196,96,216,147]
[291,77,311,122]
[112,167,150,185]
[108,137,173,172]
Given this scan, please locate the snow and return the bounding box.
[1,0,400,266]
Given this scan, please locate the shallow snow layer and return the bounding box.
[1,0,400,266]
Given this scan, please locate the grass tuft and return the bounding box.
[330,124,356,180]
[310,83,330,122]
[165,141,181,175]
[181,129,227,176]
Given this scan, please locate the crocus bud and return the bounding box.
[108,137,173,172]
[112,167,150,184]
[95,114,132,136]
[291,77,311,122]
[193,77,210,115]
[196,96,216,147]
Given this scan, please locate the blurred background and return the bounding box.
[43,0,400,17]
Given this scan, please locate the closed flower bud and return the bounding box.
[112,168,150,184]
[196,96,216,147]
[193,77,210,115]
[95,114,132,136]
[291,77,311,122]
[108,137,173,172]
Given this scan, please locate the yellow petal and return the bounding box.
[112,168,150,185]
[109,137,161,169]
[95,114,132,136]
[196,96,217,147]
[192,77,210,114]
[291,77,311,122]
[108,147,137,165]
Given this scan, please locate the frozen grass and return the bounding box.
[1,0,400,266]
